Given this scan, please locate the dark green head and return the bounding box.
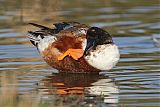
[84,27,113,55]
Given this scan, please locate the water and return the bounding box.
[0,0,160,107]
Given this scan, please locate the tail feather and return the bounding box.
[28,31,45,38]
[28,31,41,46]
[29,23,58,34]
[29,23,51,30]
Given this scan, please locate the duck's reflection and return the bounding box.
[39,72,119,104]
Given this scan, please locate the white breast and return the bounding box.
[85,44,120,70]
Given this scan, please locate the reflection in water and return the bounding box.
[152,34,160,48]
[87,78,119,104]
[0,0,160,106]
[38,72,119,105]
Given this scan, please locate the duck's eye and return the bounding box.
[91,29,95,32]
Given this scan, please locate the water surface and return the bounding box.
[0,0,160,107]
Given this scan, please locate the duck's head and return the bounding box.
[84,27,113,55]
[84,27,119,71]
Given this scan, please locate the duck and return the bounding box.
[27,22,120,72]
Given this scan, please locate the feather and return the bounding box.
[29,23,51,30]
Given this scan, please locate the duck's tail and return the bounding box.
[27,23,56,47]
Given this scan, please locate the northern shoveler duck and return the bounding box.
[28,22,120,72]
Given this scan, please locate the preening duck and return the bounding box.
[28,22,120,72]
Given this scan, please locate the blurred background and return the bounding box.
[0,0,159,107]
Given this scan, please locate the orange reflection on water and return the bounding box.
[41,72,101,95]
[39,72,119,104]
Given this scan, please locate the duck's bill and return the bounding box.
[84,39,95,55]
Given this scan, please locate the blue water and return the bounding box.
[0,0,159,107]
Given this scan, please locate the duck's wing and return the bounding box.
[53,21,81,32]
[28,22,82,36]
[57,22,90,37]
[28,23,58,35]
[27,22,89,46]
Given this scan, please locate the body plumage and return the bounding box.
[28,22,119,72]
